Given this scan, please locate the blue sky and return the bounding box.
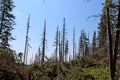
[11,0,104,61]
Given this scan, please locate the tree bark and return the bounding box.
[106,6,114,80]
[42,19,46,63]
[113,0,120,79]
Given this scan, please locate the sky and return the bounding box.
[11,0,105,62]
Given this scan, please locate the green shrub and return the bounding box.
[79,56,94,68]
[84,74,95,80]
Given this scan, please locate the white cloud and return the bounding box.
[16,11,20,15]
[14,10,24,16]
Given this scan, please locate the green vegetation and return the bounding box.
[26,53,120,80]
[0,48,120,80]
[0,0,120,80]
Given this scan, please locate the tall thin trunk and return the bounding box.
[62,18,65,62]
[55,27,59,62]
[73,27,75,60]
[42,19,46,63]
[113,0,120,79]
[23,15,30,64]
[106,6,114,80]
[58,31,61,62]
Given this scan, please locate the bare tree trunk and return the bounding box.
[42,19,46,63]
[106,6,114,80]
[62,18,66,62]
[73,27,75,60]
[23,15,31,65]
[58,31,61,62]
[55,27,59,62]
[113,0,120,79]
[107,1,120,80]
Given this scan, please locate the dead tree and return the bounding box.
[23,15,31,64]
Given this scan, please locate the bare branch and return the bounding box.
[87,14,102,21]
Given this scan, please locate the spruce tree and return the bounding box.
[54,27,59,62]
[98,12,107,48]
[92,31,97,53]
[78,30,85,56]
[38,46,41,62]
[78,30,89,56]
[0,0,15,49]
[105,0,120,79]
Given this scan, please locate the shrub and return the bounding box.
[79,56,94,68]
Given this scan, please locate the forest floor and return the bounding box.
[0,48,120,80]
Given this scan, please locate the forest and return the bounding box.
[0,0,120,80]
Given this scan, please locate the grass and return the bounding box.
[83,67,109,80]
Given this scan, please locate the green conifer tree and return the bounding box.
[0,0,15,49]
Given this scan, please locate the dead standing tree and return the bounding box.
[23,15,31,65]
[73,27,75,60]
[41,19,47,63]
